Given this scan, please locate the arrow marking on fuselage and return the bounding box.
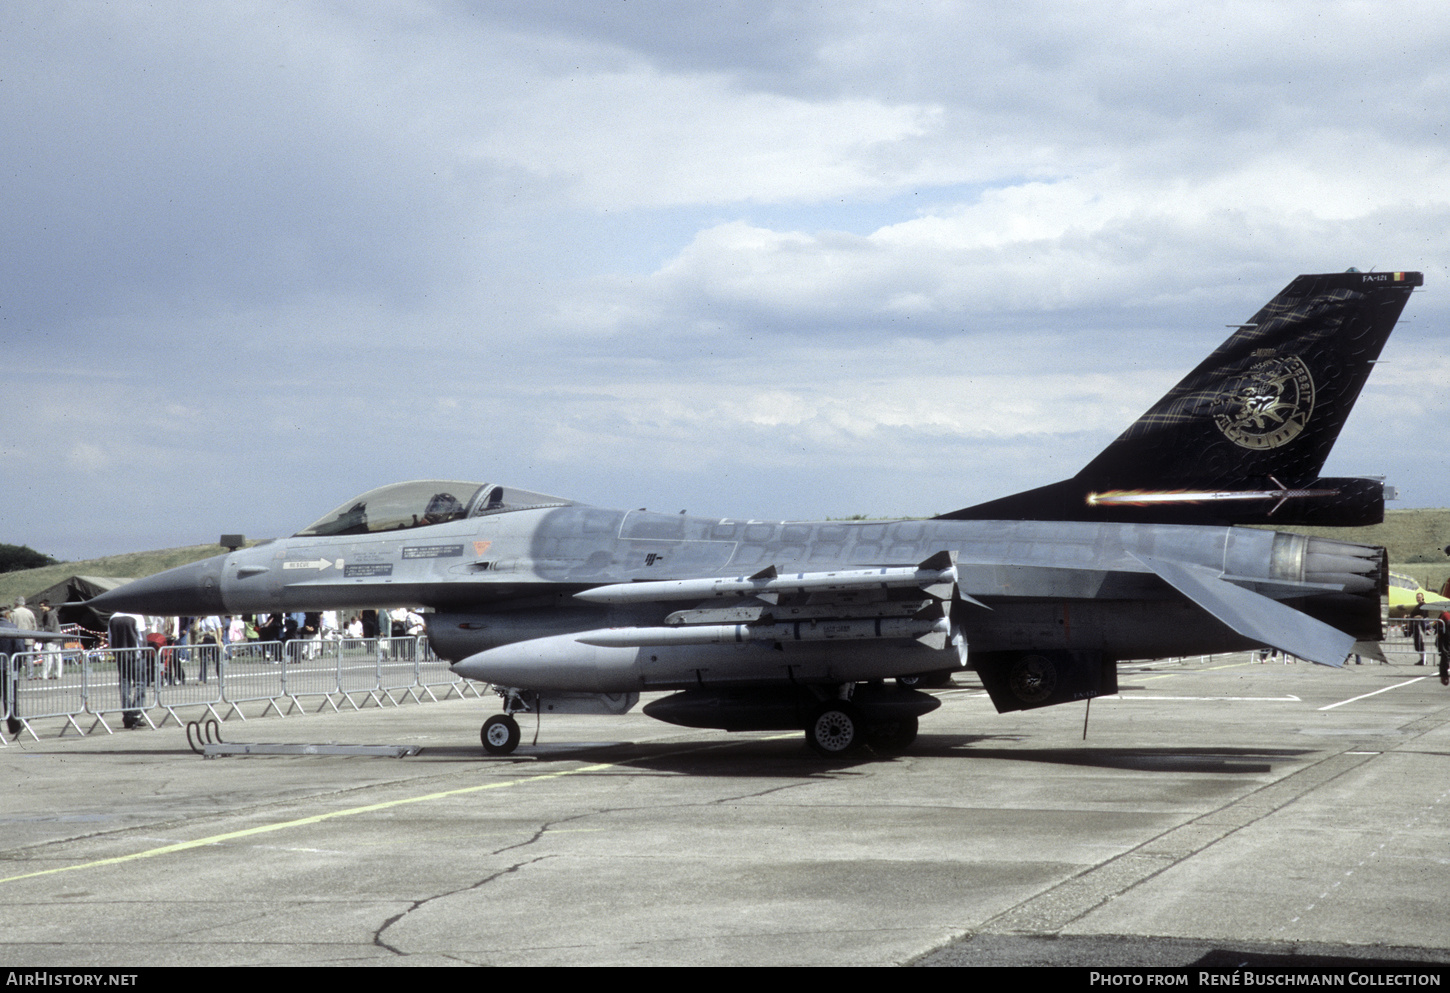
[283,559,343,571]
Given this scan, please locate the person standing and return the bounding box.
[299,612,320,660]
[107,612,147,729]
[1438,612,1450,687]
[173,616,192,683]
[10,598,36,676]
[258,613,282,662]
[374,608,392,663]
[1409,592,1432,665]
[10,597,35,633]
[199,615,223,682]
[38,599,63,679]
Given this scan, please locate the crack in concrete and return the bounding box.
[371,853,554,957]
[366,763,836,959]
[706,781,817,804]
[371,813,595,956]
[368,756,871,958]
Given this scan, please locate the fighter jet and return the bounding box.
[91,270,1421,757]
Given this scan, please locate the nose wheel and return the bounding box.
[481,713,521,755]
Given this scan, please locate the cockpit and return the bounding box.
[293,480,574,537]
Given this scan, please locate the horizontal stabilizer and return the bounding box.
[1130,553,1350,667]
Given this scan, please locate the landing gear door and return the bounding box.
[972,650,1117,714]
[537,691,640,715]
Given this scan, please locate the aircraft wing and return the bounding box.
[1130,553,1352,667]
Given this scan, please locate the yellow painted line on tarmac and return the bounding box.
[0,760,617,886]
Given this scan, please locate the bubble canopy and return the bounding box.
[294,480,574,537]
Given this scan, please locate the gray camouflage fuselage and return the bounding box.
[96,501,1380,693]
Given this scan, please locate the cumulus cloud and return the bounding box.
[607,160,1450,341]
[475,69,948,209]
[3,1,1449,558]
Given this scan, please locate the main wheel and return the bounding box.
[865,715,918,756]
[896,669,953,689]
[805,702,863,757]
[481,714,521,755]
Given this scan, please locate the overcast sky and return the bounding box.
[4,1,1449,561]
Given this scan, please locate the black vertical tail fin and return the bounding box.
[939,270,1422,526]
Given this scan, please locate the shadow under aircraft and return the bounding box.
[92,270,1422,758]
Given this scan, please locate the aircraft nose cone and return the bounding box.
[88,555,228,616]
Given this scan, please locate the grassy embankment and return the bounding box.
[0,543,253,606]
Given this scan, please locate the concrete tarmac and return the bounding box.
[2,655,1448,967]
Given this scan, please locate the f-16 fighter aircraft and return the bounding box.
[91,270,1422,757]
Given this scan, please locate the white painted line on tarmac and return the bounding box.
[1106,695,1301,702]
[1318,677,1426,711]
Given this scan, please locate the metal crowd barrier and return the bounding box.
[1,636,481,741]
[9,622,1442,742]
[7,647,90,736]
[1381,617,1443,666]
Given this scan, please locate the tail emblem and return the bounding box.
[1213,354,1315,450]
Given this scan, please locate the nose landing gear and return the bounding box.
[480,687,532,755]
[481,713,521,754]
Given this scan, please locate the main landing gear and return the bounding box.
[478,683,937,759]
[804,698,921,758]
